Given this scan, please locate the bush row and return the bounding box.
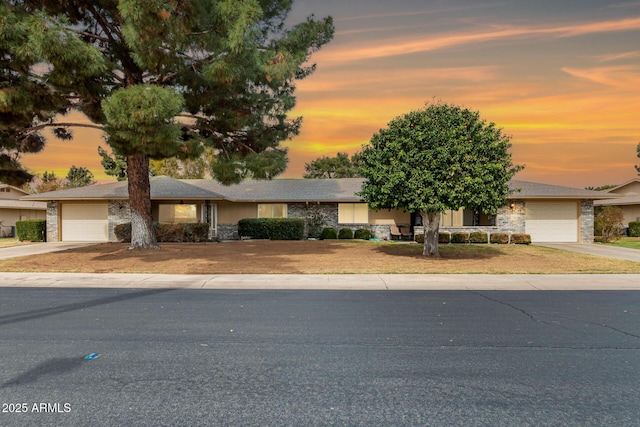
[629,221,640,237]
[114,222,209,243]
[15,219,46,242]
[238,218,304,240]
[319,227,371,240]
[415,232,531,244]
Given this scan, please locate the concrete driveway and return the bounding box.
[0,241,100,260]
[535,243,640,262]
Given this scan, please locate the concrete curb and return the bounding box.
[1,273,640,290]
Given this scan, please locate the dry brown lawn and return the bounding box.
[1,240,639,274]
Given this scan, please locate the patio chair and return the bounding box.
[389,225,402,240]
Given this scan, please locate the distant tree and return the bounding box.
[358,101,522,257]
[2,1,334,249]
[585,184,617,191]
[65,165,95,188]
[33,171,63,193]
[98,147,128,182]
[303,152,361,179]
[595,206,624,243]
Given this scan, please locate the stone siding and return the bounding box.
[580,199,594,243]
[495,200,526,234]
[46,201,59,242]
[108,200,131,242]
[287,203,339,236]
[217,224,239,240]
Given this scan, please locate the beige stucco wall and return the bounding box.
[217,201,259,224]
[0,209,46,227]
[620,205,640,226]
[612,181,640,195]
[0,187,28,200]
[368,209,410,225]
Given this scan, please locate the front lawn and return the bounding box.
[1,240,639,274]
[0,238,20,248]
[604,237,640,250]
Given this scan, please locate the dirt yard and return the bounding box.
[1,240,639,274]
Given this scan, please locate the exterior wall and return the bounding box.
[0,186,28,200]
[612,181,640,195]
[0,209,45,227]
[288,203,339,236]
[580,200,594,243]
[46,202,59,242]
[368,209,410,225]
[217,201,258,224]
[620,205,640,227]
[496,200,526,234]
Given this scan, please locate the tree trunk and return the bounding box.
[127,153,158,249]
[422,210,440,257]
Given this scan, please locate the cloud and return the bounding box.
[561,66,640,88]
[594,50,640,62]
[321,16,640,63]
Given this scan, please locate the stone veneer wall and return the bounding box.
[108,200,131,242]
[287,203,339,235]
[217,224,239,241]
[46,201,59,242]
[580,199,594,243]
[495,200,526,234]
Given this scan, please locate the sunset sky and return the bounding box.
[23,0,640,188]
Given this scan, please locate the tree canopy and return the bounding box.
[65,165,95,188]
[1,0,334,248]
[303,152,361,179]
[358,101,522,257]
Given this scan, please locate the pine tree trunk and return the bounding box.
[127,153,158,249]
[422,210,440,257]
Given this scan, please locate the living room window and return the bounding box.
[158,204,197,223]
[258,204,287,218]
[338,203,368,224]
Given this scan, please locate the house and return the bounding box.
[0,184,47,237]
[594,178,640,229]
[22,176,618,243]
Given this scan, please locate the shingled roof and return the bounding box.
[22,176,617,202]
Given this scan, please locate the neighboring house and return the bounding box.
[0,184,47,237]
[22,176,617,243]
[594,178,640,229]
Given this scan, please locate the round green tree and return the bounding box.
[358,101,523,257]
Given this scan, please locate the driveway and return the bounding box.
[535,243,640,262]
[0,242,101,261]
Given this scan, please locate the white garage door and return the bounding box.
[61,203,109,241]
[525,201,578,243]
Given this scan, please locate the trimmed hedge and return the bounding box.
[490,233,509,244]
[354,228,371,240]
[415,233,424,243]
[629,221,640,237]
[510,233,532,244]
[16,219,46,242]
[469,231,488,244]
[114,222,209,243]
[438,232,450,244]
[320,227,337,239]
[338,228,354,239]
[451,232,470,244]
[238,218,304,240]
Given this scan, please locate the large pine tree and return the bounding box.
[0,0,333,248]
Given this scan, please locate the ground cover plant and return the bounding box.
[1,240,639,274]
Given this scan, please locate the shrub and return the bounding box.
[306,207,327,239]
[238,218,304,240]
[184,223,209,242]
[438,232,450,244]
[354,228,371,240]
[414,233,424,243]
[629,221,640,237]
[156,223,185,242]
[490,233,509,244]
[320,227,337,239]
[114,223,132,242]
[594,206,624,243]
[15,219,46,242]
[451,232,469,243]
[469,231,488,244]
[510,234,531,244]
[338,228,354,239]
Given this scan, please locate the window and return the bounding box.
[158,204,197,223]
[338,203,368,224]
[258,204,287,218]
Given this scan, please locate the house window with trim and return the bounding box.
[258,204,287,218]
[158,204,198,223]
[338,203,368,224]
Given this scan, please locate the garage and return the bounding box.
[61,203,109,241]
[525,201,578,243]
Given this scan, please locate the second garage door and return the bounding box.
[525,201,578,243]
[61,203,109,241]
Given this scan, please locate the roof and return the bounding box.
[22,176,616,203]
[23,176,224,201]
[595,194,640,206]
[603,178,640,194]
[508,180,620,199]
[0,184,30,196]
[0,200,47,210]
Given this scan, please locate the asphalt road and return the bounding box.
[1,288,639,426]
